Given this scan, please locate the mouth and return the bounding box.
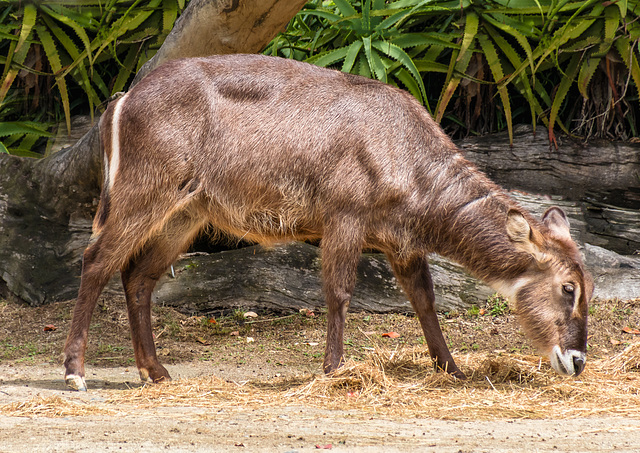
[549,345,586,376]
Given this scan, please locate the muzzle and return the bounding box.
[549,345,586,376]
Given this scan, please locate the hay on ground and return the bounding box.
[103,344,640,420]
[1,395,115,418]
[604,340,640,373]
[2,343,639,419]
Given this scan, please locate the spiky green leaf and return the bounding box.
[372,40,426,102]
[549,53,581,141]
[391,32,459,50]
[0,122,53,138]
[615,37,640,98]
[413,59,450,73]
[478,34,513,145]
[534,2,605,72]
[15,3,37,55]
[298,10,343,23]
[40,15,102,120]
[458,11,478,63]
[395,67,429,111]
[363,37,387,82]
[37,26,71,134]
[40,5,93,64]
[355,53,372,78]
[484,23,543,132]
[111,45,140,94]
[305,46,350,67]
[482,13,534,72]
[333,0,358,18]
[577,50,601,99]
[342,40,363,73]
[361,0,371,32]
[374,0,433,31]
[617,0,628,19]
[162,0,178,35]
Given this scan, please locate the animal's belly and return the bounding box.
[206,200,323,244]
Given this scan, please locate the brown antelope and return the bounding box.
[63,54,593,391]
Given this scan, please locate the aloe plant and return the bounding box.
[265,0,463,111]
[270,0,640,144]
[0,121,53,157]
[2,0,640,155]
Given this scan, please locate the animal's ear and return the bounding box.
[506,209,531,243]
[542,207,571,241]
[506,209,546,262]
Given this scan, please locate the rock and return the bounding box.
[590,267,640,301]
[581,244,640,301]
[153,242,493,315]
[583,244,640,269]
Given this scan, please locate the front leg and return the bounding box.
[386,253,466,379]
[321,217,363,374]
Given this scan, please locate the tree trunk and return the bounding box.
[0,0,306,305]
[458,124,640,203]
[132,0,308,86]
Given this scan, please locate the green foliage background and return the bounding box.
[1,0,639,156]
[0,0,185,156]
[268,0,640,146]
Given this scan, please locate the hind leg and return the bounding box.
[121,212,206,384]
[63,232,125,391]
[386,252,465,379]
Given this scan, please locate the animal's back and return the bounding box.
[105,54,463,244]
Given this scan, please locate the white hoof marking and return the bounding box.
[65,374,87,392]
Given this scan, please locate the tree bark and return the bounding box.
[457,125,640,255]
[457,124,640,203]
[150,243,495,315]
[148,241,639,316]
[132,0,308,86]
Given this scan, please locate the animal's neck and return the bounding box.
[424,164,533,287]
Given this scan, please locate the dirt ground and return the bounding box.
[1,294,640,452]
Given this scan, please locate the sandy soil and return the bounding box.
[1,296,640,452]
[2,362,640,452]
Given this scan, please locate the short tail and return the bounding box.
[92,95,125,235]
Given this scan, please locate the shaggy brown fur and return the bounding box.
[63,55,592,389]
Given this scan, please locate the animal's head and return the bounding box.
[502,207,593,376]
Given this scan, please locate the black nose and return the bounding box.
[573,356,585,376]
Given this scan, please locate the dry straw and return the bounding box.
[3,342,639,419]
[106,342,640,420]
[1,395,115,418]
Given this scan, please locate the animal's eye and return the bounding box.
[562,283,575,295]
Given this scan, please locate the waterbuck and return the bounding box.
[63,54,593,391]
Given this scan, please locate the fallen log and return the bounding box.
[150,242,494,315]
[458,125,640,255]
[147,241,639,316]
